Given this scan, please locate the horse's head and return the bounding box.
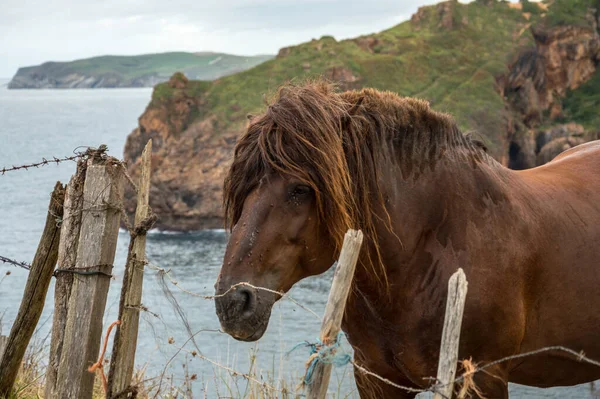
[214,82,367,341]
[214,171,336,341]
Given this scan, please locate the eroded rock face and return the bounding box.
[354,37,380,53]
[506,22,600,124]
[535,122,586,154]
[325,67,360,90]
[411,0,461,30]
[277,47,291,58]
[123,74,236,230]
[537,136,586,165]
[504,13,600,168]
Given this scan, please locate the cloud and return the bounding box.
[0,0,481,77]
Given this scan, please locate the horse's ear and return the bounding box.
[465,132,488,153]
[342,96,364,128]
[347,96,365,116]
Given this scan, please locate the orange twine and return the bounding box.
[88,320,121,394]
[457,357,485,399]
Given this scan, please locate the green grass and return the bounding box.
[542,0,600,28]
[561,67,600,130]
[521,0,544,15]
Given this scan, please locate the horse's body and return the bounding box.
[343,139,600,397]
[214,82,600,398]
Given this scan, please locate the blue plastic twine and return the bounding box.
[287,331,352,385]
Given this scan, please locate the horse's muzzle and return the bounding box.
[214,283,273,341]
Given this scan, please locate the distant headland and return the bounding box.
[8,52,273,89]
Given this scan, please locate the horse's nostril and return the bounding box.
[238,288,256,316]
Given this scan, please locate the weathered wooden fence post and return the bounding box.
[108,140,154,397]
[432,268,468,399]
[306,229,363,399]
[55,151,124,399]
[45,160,86,399]
[0,182,65,397]
[0,336,7,359]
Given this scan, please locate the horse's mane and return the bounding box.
[223,80,485,284]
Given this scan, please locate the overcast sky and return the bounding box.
[1,0,523,78]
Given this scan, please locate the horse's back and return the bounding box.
[540,139,600,182]
[549,139,600,164]
[520,139,600,192]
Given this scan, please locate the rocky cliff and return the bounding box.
[8,52,273,89]
[123,0,600,231]
[123,73,238,229]
[502,2,600,168]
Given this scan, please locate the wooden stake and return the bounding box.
[306,229,363,399]
[45,160,86,399]
[108,140,153,397]
[55,154,124,399]
[0,336,7,359]
[433,268,468,399]
[0,182,65,397]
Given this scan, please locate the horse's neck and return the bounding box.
[355,151,519,299]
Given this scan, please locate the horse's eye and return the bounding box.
[290,185,312,197]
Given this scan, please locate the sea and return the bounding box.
[0,79,597,398]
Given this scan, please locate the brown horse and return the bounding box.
[214,81,600,398]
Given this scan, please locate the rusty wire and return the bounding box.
[0,255,31,271]
[0,145,113,176]
[155,268,600,397]
[0,154,82,175]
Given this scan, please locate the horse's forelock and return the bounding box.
[260,83,355,251]
[223,82,359,271]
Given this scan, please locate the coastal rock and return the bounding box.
[505,23,600,124]
[503,13,600,168]
[123,74,235,230]
[535,122,586,154]
[277,47,292,58]
[325,67,360,88]
[354,37,380,53]
[411,0,459,30]
[537,136,586,165]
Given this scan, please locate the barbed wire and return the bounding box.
[450,346,600,384]
[0,154,83,175]
[145,261,322,321]
[153,269,600,397]
[0,255,31,271]
[0,144,115,176]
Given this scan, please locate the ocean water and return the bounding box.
[0,83,598,398]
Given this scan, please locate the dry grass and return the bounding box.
[7,342,352,399]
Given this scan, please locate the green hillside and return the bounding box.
[42,52,273,80]
[149,0,599,159]
[8,52,273,89]
[151,1,538,156]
